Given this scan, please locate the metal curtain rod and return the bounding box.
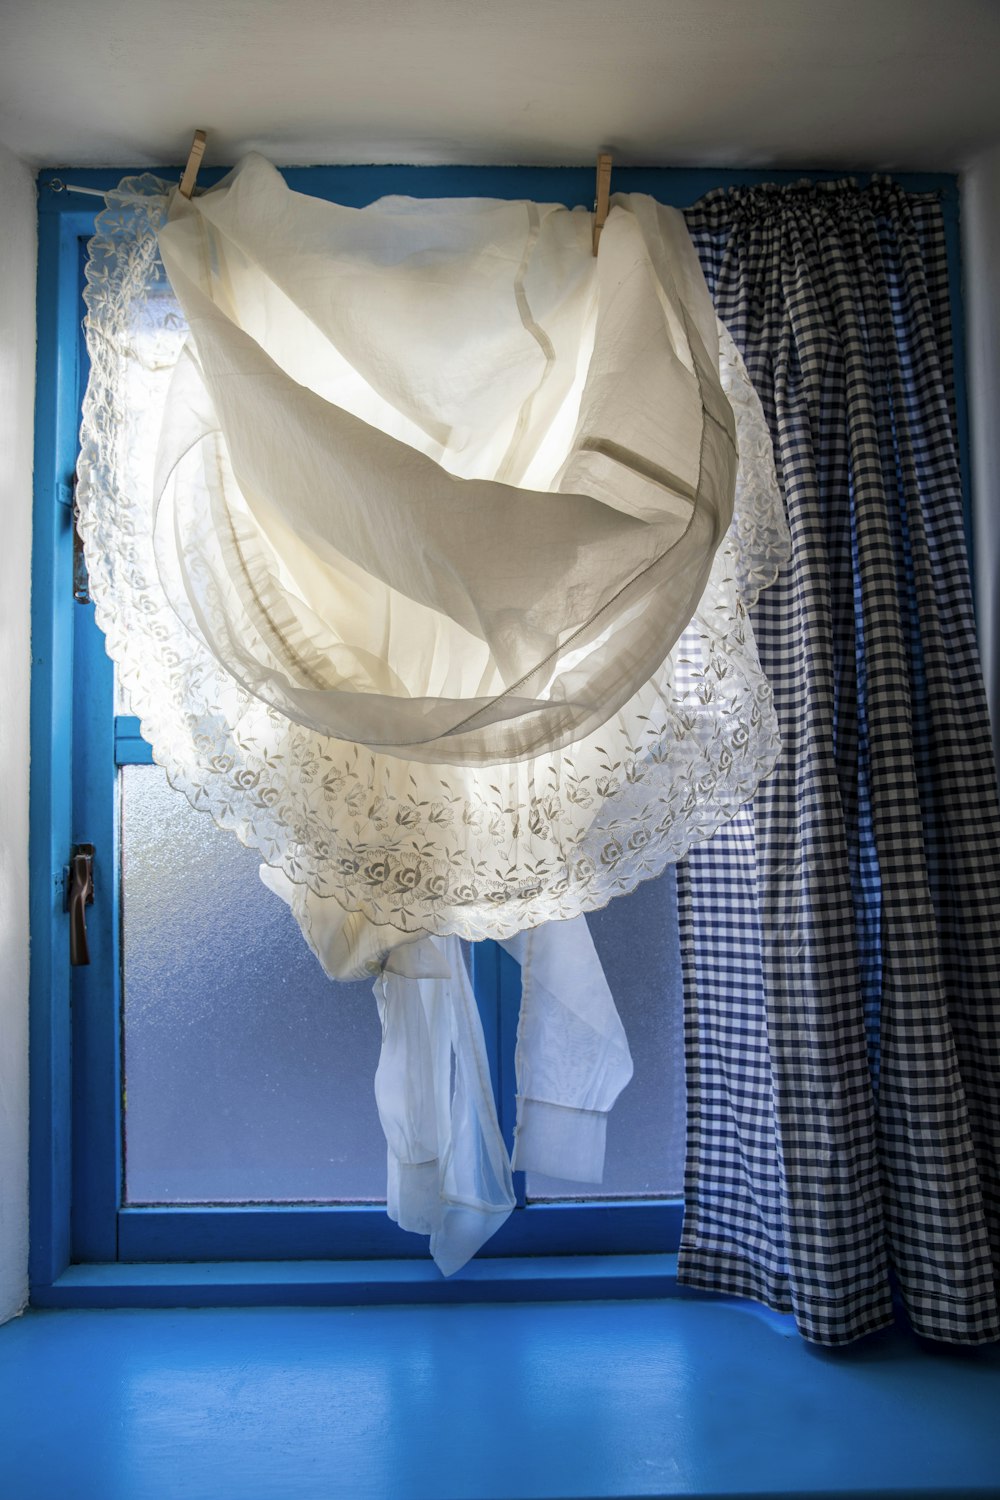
[48,132,208,201]
[52,139,611,217]
[46,180,107,198]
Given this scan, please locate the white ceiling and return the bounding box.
[3,0,1000,172]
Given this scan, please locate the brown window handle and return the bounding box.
[67,844,95,967]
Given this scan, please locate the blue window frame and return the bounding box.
[29,163,965,1308]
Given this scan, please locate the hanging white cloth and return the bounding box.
[80,156,785,976]
[260,881,637,1272]
[373,936,515,1276]
[77,159,788,1273]
[500,917,633,1184]
[153,154,734,767]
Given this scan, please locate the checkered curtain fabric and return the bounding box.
[679,180,1000,1346]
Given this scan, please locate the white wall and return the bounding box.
[0,142,35,1323]
[962,144,1000,778]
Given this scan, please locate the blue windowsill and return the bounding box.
[33,1253,684,1308]
[1,1292,998,1500]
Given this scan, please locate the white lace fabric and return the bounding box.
[78,162,788,1275]
[78,161,788,982]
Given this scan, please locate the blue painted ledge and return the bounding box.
[1,1299,998,1500]
[32,1253,687,1308]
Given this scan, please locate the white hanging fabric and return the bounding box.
[384,919,635,1274]
[80,155,786,974]
[78,158,788,1273]
[372,935,516,1276]
[260,901,636,1273]
[153,154,734,769]
[500,917,634,1184]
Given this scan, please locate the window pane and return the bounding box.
[526,868,686,1201]
[121,764,386,1204]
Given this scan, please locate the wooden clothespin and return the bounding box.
[179,129,208,200]
[592,151,613,255]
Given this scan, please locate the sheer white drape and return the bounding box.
[78,159,787,1270]
[154,156,733,767]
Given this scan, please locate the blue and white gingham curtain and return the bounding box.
[679,180,1000,1347]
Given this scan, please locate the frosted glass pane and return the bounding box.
[121,765,385,1203]
[526,868,686,1201]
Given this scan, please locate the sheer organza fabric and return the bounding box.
[78,159,787,981]
[154,154,735,766]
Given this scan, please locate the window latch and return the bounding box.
[66,844,95,967]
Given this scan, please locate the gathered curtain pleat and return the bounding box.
[679,179,1000,1346]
